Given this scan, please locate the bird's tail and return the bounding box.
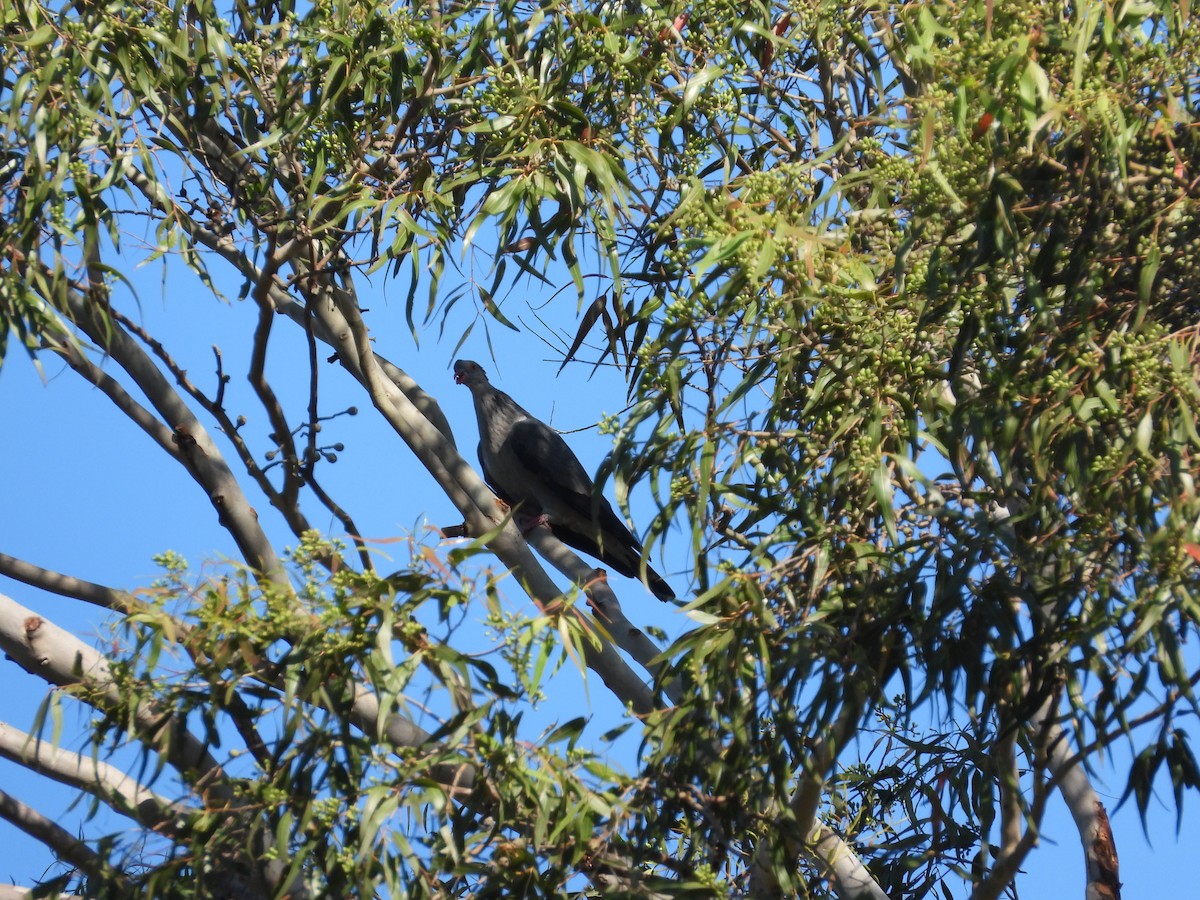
[550,517,677,602]
[644,565,676,603]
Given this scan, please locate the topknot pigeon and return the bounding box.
[454,359,674,602]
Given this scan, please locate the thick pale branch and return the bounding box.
[0,720,184,834]
[0,592,229,799]
[1038,709,1122,900]
[809,824,891,900]
[747,690,880,899]
[748,788,890,900]
[0,887,78,900]
[0,593,300,895]
[0,562,465,797]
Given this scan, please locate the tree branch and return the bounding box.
[122,159,459,449]
[106,303,347,564]
[249,233,305,514]
[0,886,79,900]
[0,553,130,611]
[808,823,892,900]
[0,787,127,891]
[971,711,1051,899]
[747,780,890,900]
[33,271,286,586]
[0,550,461,790]
[0,591,306,897]
[525,526,680,704]
[0,592,230,799]
[0,720,185,835]
[746,682,883,899]
[1039,707,1123,900]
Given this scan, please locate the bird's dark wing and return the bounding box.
[477,441,520,508]
[507,420,603,517]
[508,420,676,602]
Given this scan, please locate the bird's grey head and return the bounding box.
[453,359,489,387]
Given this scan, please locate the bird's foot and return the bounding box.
[583,568,614,622]
[515,511,552,535]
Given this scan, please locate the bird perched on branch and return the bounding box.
[453,359,675,602]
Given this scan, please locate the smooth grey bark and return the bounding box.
[0,721,184,834]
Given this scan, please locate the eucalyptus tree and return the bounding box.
[1,0,1197,897]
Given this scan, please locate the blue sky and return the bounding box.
[1,224,1196,897]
